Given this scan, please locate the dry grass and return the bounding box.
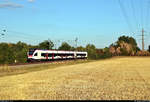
[0,59,91,77]
[0,57,150,100]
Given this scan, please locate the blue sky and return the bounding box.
[0,0,150,49]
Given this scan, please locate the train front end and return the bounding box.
[27,48,36,62]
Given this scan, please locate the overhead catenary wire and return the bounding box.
[6,31,43,44]
[6,30,46,40]
[5,34,41,45]
[4,29,88,48]
[0,28,44,44]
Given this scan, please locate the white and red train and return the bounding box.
[27,49,88,62]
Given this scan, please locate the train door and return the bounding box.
[66,53,67,59]
[61,54,63,59]
[52,53,54,60]
[46,53,48,60]
[73,53,74,59]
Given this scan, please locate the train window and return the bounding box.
[54,54,57,57]
[57,54,61,56]
[61,54,65,56]
[77,54,86,56]
[41,53,46,57]
[77,54,80,56]
[82,54,86,56]
[34,53,38,56]
[48,54,52,57]
[69,54,74,56]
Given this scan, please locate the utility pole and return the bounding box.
[57,40,60,50]
[142,28,145,51]
[0,30,6,39]
[54,40,57,50]
[54,40,59,50]
[75,37,78,59]
[75,37,78,49]
[48,38,51,50]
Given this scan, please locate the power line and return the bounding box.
[130,0,139,30]
[7,30,45,40]
[145,0,150,30]
[0,29,49,44]
[118,0,134,35]
[140,0,144,28]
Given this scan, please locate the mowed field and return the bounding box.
[0,57,150,100]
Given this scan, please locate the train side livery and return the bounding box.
[27,49,88,62]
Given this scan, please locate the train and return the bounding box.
[27,49,88,62]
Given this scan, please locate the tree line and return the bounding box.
[0,35,150,64]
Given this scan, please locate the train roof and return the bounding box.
[29,48,86,52]
[29,49,87,53]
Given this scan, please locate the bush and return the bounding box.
[136,51,150,56]
[0,42,29,64]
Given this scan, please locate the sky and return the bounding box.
[0,0,150,49]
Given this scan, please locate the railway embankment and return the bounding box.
[0,59,92,78]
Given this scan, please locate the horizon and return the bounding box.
[0,0,150,50]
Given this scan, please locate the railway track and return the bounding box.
[8,59,88,67]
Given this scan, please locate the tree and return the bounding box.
[58,42,72,51]
[116,47,121,56]
[70,47,76,51]
[109,35,139,56]
[136,51,150,56]
[117,35,138,52]
[101,47,112,58]
[13,41,29,63]
[86,44,97,59]
[0,43,18,64]
[109,46,116,56]
[0,43,11,64]
[118,36,137,45]
[28,44,38,49]
[38,40,54,50]
[76,46,86,51]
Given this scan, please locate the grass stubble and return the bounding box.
[0,57,150,100]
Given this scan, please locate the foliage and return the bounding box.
[58,42,72,51]
[99,47,112,59]
[136,51,150,56]
[0,42,29,64]
[0,35,147,64]
[14,41,29,63]
[118,36,137,46]
[76,46,86,51]
[38,40,54,50]
[109,35,140,56]
[85,44,97,59]
[0,43,14,64]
